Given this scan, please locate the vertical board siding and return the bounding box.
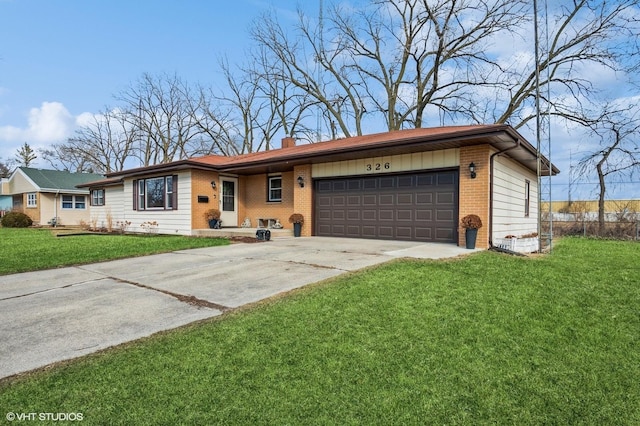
[312,149,459,178]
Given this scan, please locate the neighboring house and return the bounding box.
[0,177,12,216]
[78,125,558,249]
[4,167,104,226]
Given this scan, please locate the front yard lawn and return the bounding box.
[0,228,229,275]
[0,238,638,424]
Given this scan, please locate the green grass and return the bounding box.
[0,228,229,275]
[1,238,638,424]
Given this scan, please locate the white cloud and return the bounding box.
[25,101,74,142]
[0,101,83,164]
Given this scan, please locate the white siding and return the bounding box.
[96,171,193,235]
[312,149,459,178]
[90,186,126,231]
[492,156,539,240]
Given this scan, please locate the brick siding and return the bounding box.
[458,145,492,248]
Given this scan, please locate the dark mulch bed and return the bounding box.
[228,236,268,244]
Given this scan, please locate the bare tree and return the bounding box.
[190,54,315,155]
[578,103,640,235]
[493,0,640,130]
[251,0,530,137]
[250,0,639,138]
[117,73,210,165]
[41,108,137,173]
[15,142,37,167]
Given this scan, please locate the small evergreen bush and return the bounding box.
[1,211,34,228]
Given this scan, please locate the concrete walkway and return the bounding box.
[0,237,476,379]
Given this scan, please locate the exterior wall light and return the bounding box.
[210,180,217,190]
[297,176,305,188]
[469,162,477,179]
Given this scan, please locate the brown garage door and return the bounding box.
[314,170,458,242]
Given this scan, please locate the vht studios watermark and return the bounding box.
[5,412,84,422]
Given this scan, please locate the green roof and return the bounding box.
[20,167,104,191]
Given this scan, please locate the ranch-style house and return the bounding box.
[78,125,558,249]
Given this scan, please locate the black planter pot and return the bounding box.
[293,222,302,237]
[208,219,220,229]
[465,228,478,249]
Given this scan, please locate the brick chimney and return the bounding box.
[281,136,296,149]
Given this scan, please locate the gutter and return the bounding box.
[489,138,521,248]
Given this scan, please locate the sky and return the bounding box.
[0,0,638,201]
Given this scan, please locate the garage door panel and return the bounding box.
[380,177,395,188]
[379,194,394,205]
[333,181,346,191]
[332,224,345,235]
[396,227,412,239]
[363,195,377,205]
[379,210,394,221]
[347,196,361,206]
[416,209,433,221]
[437,192,455,204]
[436,209,454,221]
[416,175,434,186]
[397,193,413,205]
[416,193,433,204]
[315,170,458,242]
[362,210,377,220]
[317,224,332,234]
[379,227,394,238]
[346,225,361,237]
[435,228,455,241]
[362,226,377,237]
[398,176,413,187]
[317,181,332,191]
[317,195,332,207]
[415,227,432,239]
[317,209,332,220]
[397,209,412,221]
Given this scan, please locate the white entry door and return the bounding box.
[220,177,238,227]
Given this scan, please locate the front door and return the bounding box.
[220,177,238,227]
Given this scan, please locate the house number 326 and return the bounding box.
[366,162,391,171]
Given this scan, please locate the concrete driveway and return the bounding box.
[0,237,475,379]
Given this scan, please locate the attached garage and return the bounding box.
[314,169,459,242]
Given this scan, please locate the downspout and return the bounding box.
[489,139,521,248]
[54,190,59,227]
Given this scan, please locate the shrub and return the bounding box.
[1,211,33,228]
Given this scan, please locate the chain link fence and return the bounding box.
[542,215,640,240]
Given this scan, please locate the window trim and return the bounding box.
[133,175,178,211]
[268,176,282,202]
[91,189,105,206]
[61,194,86,210]
[524,180,530,217]
[26,192,37,208]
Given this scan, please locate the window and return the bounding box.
[133,175,177,211]
[27,193,37,208]
[62,195,86,210]
[524,180,530,217]
[62,195,73,209]
[268,176,282,202]
[91,189,105,206]
[75,196,86,209]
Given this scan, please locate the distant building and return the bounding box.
[542,200,640,222]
